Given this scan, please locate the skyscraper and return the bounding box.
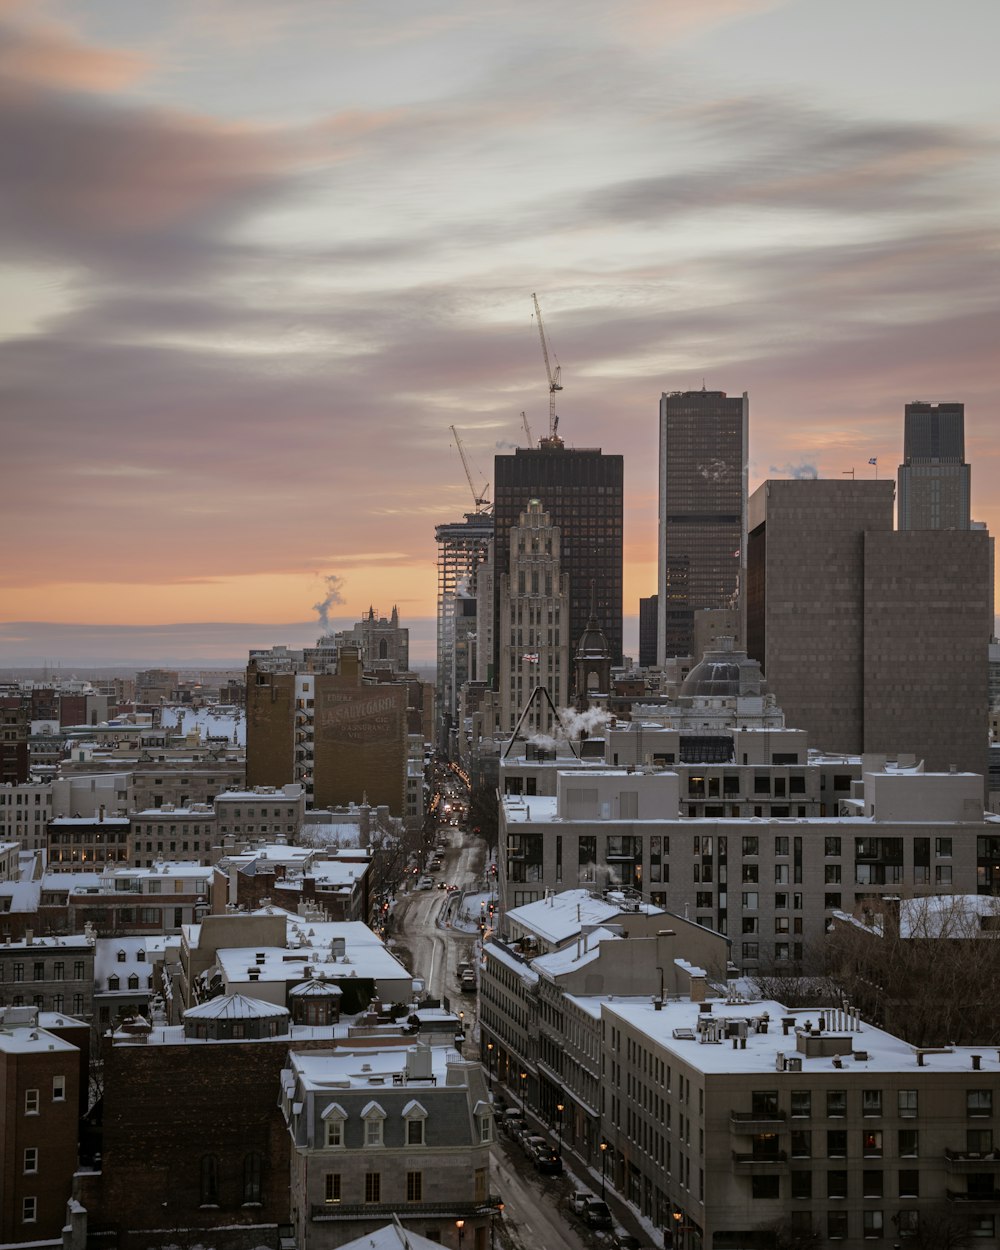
[897,400,970,530]
[657,389,748,663]
[435,511,493,751]
[498,499,570,733]
[747,478,991,781]
[493,443,623,680]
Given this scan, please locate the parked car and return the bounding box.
[611,1234,643,1250]
[584,1199,613,1229]
[569,1190,595,1216]
[460,972,476,993]
[501,1110,526,1137]
[415,876,434,890]
[521,1133,547,1159]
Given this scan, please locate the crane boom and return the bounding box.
[532,292,563,442]
[521,410,534,447]
[450,424,490,511]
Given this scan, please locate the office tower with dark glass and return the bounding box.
[493,444,623,680]
[435,510,493,751]
[657,389,748,663]
[897,400,970,530]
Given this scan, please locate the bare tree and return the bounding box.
[825,894,1000,1047]
[892,1202,977,1250]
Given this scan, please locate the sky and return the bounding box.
[1,0,998,669]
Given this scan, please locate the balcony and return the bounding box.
[946,1149,1000,1171]
[311,1196,503,1222]
[730,1110,786,1131]
[732,1151,788,1171]
[946,1188,1000,1204]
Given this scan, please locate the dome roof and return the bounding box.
[680,643,763,699]
[183,992,289,1022]
[575,613,611,660]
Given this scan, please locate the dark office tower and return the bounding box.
[638,595,658,668]
[493,444,623,679]
[747,480,895,754]
[898,401,970,530]
[657,389,748,663]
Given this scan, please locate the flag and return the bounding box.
[522,653,539,663]
[868,457,877,465]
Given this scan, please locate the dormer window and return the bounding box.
[117,950,127,963]
[107,974,119,991]
[321,1102,347,1149]
[403,1099,428,1146]
[362,1100,386,1148]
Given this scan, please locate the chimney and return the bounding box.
[99,804,105,822]
[917,1052,925,1067]
[972,1054,982,1071]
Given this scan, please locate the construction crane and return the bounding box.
[521,410,534,447]
[450,425,491,512]
[532,292,563,444]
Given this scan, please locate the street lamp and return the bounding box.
[600,1139,608,1199]
[486,1040,494,1090]
[455,1218,465,1250]
[519,1070,527,1113]
[556,1101,564,1155]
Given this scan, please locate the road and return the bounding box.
[392,817,598,1250]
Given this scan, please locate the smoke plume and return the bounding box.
[769,462,818,480]
[557,705,611,738]
[313,574,346,634]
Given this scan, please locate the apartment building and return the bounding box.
[498,765,995,973]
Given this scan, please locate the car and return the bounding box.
[415,876,434,890]
[569,1190,595,1216]
[501,1111,526,1137]
[584,1199,613,1229]
[521,1133,547,1159]
[533,1146,563,1174]
[611,1234,643,1250]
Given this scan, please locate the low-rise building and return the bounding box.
[281,1040,498,1250]
[0,931,95,1019]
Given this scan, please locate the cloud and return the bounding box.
[0,13,150,92]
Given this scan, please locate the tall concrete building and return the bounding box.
[638,594,658,668]
[493,443,623,678]
[498,500,570,734]
[897,400,970,530]
[747,478,991,778]
[434,511,493,751]
[657,389,748,663]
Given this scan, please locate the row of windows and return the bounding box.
[24,1078,66,1113]
[751,1087,994,1119]
[1,959,87,982]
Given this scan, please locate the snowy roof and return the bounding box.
[484,941,539,985]
[289,978,343,998]
[507,888,660,946]
[532,927,621,977]
[336,1222,447,1250]
[184,993,289,1021]
[95,936,169,981]
[603,996,1000,1076]
[0,881,42,912]
[290,1042,463,1091]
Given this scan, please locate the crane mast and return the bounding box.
[532,292,563,444]
[450,424,491,512]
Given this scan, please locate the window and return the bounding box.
[791,1130,811,1158]
[862,1210,883,1239]
[742,942,759,959]
[791,1171,811,1200]
[364,1172,381,1203]
[325,1117,344,1148]
[825,864,841,883]
[936,837,953,857]
[406,1171,423,1202]
[33,961,44,981]
[898,1129,919,1157]
[863,1170,883,1198]
[22,1197,37,1224]
[107,975,120,992]
[25,1089,39,1115]
[407,1118,425,1146]
[752,1090,779,1116]
[324,1173,341,1204]
[742,892,758,910]
[936,865,953,885]
[862,1130,883,1157]
[827,1211,847,1239]
[898,1089,917,1119]
[827,1090,846,1118]
[824,836,841,856]
[791,1090,811,1118]
[968,1128,993,1155]
[479,1113,492,1143]
[774,864,789,884]
[862,1089,882,1117]
[364,1107,385,1147]
[827,1130,847,1158]
[23,1147,38,1174]
[898,1169,919,1197]
[968,1090,993,1117]
[200,1154,220,1205]
[825,892,842,909]
[742,864,759,883]
[751,1175,779,1199]
[774,836,789,856]
[827,1170,847,1199]
[896,1210,919,1238]
[971,1216,996,1238]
